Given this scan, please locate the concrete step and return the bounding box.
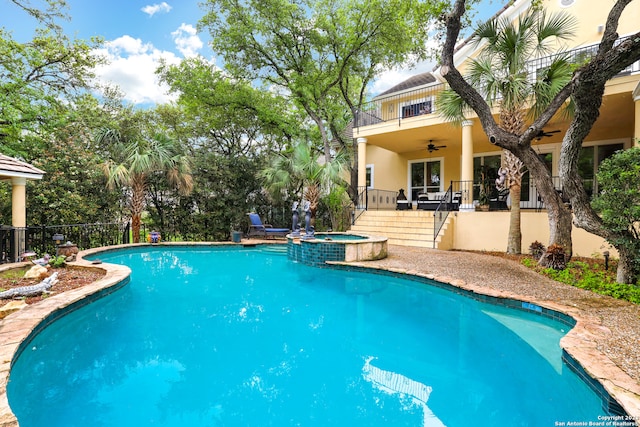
[350,210,451,249]
[350,226,434,240]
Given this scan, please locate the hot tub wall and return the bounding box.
[287,234,388,266]
[344,240,387,262]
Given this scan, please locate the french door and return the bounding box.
[409,160,442,201]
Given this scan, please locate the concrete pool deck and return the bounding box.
[0,242,638,425]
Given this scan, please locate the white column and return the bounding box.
[357,137,367,189]
[460,120,475,211]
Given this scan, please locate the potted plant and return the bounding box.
[476,167,491,211]
[230,222,243,243]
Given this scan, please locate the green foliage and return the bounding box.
[260,142,348,225]
[160,153,266,241]
[0,268,28,280]
[48,255,66,268]
[320,186,351,232]
[592,147,640,283]
[521,257,537,268]
[7,0,71,33]
[592,147,640,234]
[157,57,297,150]
[440,7,577,123]
[532,259,640,304]
[0,28,103,152]
[199,0,445,196]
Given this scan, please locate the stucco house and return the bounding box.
[349,0,640,256]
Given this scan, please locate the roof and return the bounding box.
[375,1,514,98]
[0,154,45,180]
[376,72,437,98]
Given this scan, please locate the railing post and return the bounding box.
[123,222,130,244]
[365,187,369,210]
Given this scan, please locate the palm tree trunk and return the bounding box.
[506,184,522,254]
[502,149,525,254]
[305,183,320,229]
[130,175,146,243]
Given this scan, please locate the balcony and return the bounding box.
[355,36,640,129]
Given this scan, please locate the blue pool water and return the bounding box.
[9,246,607,426]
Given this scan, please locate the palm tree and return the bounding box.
[261,142,347,228]
[97,129,193,243]
[438,7,576,254]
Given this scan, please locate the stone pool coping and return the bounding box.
[0,242,637,425]
[0,251,131,426]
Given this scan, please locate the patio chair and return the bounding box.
[489,188,510,211]
[246,213,290,239]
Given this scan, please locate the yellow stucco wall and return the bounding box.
[544,0,639,43]
[452,211,616,258]
[366,145,406,191]
[456,0,639,73]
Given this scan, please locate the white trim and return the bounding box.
[580,138,632,149]
[0,171,44,180]
[366,164,374,189]
[407,157,444,201]
[372,81,441,101]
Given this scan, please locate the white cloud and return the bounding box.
[371,69,417,95]
[141,2,172,17]
[371,27,442,96]
[93,35,182,105]
[171,23,203,58]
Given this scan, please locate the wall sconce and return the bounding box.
[52,233,64,245]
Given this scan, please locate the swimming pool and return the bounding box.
[8,245,608,426]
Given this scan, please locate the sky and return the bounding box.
[1,0,503,107]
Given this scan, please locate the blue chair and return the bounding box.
[246,213,290,239]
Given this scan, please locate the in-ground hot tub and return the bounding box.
[287,232,387,266]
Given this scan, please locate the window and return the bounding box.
[578,143,623,195]
[401,98,434,118]
[365,164,374,189]
[473,155,501,200]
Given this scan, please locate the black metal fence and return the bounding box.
[0,222,130,264]
[359,175,577,213]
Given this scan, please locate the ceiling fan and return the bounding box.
[536,129,561,140]
[426,140,447,152]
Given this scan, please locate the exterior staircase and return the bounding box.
[349,210,453,249]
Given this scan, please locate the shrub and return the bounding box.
[528,241,545,260]
[543,244,567,270]
[48,256,66,268]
